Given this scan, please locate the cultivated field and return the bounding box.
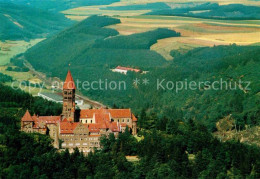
[0,65,54,95]
[108,15,260,58]
[63,5,149,21]
[0,39,43,65]
[63,2,260,61]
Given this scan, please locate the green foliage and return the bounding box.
[0,82,259,178]
[101,2,171,11]
[147,2,260,20]
[94,28,180,49]
[0,84,61,116]
[23,16,179,73]
[0,73,13,83]
[23,42,260,131]
[6,66,29,72]
[100,127,138,155]
[0,0,120,12]
[0,2,73,40]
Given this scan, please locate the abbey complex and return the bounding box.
[21,70,137,153]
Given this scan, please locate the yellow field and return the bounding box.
[0,66,38,81]
[118,0,260,6]
[0,65,54,95]
[5,81,52,96]
[151,37,204,60]
[63,6,149,21]
[63,2,260,60]
[107,16,260,59]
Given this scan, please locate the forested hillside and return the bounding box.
[20,43,260,132]
[0,0,120,12]
[0,84,259,178]
[0,2,73,40]
[101,2,171,11]
[147,2,260,20]
[19,16,260,132]
[23,15,180,73]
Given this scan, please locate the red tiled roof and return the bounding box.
[37,116,60,123]
[80,108,132,119]
[95,113,110,123]
[88,123,101,133]
[31,115,60,129]
[63,70,76,90]
[108,109,131,118]
[110,122,120,132]
[116,66,140,73]
[132,114,138,122]
[21,110,34,121]
[89,135,101,137]
[120,123,128,127]
[80,109,100,118]
[62,118,68,122]
[60,122,79,134]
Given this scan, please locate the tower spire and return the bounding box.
[62,69,76,122]
[63,70,76,90]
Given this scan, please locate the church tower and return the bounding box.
[62,70,76,122]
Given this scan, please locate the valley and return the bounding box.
[0,39,43,65]
[0,0,260,178]
[63,5,260,60]
[1,1,259,132]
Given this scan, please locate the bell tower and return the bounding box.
[62,70,76,122]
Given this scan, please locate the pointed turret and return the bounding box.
[21,110,34,132]
[63,70,76,90]
[21,110,34,121]
[62,70,76,122]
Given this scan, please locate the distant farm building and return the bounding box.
[112,66,141,74]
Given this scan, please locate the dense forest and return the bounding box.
[0,73,13,83]
[101,2,171,11]
[0,2,73,41]
[23,15,180,72]
[0,84,259,178]
[20,17,260,132]
[147,2,260,20]
[0,0,120,12]
[1,0,260,178]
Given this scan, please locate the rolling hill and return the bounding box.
[0,2,74,41]
[9,3,260,134]
[20,19,260,131]
[23,15,180,74]
[147,2,260,20]
[0,0,120,12]
[101,2,171,11]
